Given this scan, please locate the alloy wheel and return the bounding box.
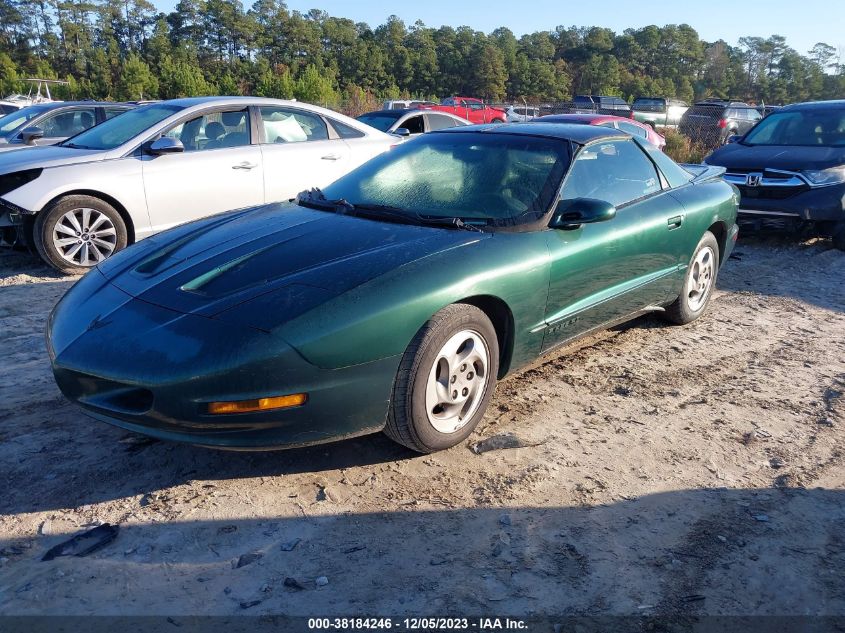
[424,329,490,434]
[52,208,117,267]
[686,246,715,312]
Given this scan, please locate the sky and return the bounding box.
[155,0,845,59]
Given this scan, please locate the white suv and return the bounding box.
[505,106,540,122]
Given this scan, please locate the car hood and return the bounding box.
[0,144,104,173]
[100,203,488,329]
[707,143,845,171]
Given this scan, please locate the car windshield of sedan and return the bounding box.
[356,112,403,132]
[0,105,47,138]
[58,103,185,150]
[316,132,570,228]
[742,110,845,147]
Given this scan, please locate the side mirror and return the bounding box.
[393,127,411,137]
[20,127,44,145]
[550,198,616,229]
[147,136,185,155]
[727,135,742,144]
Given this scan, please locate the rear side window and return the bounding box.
[329,118,365,139]
[634,98,666,113]
[635,138,694,188]
[426,114,458,131]
[686,104,726,120]
[259,107,328,143]
[562,139,661,207]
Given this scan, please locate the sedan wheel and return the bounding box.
[52,208,118,267]
[34,195,128,274]
[385,304,499,453]
[665,230,720,325]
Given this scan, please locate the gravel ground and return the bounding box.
[0,237,843,621]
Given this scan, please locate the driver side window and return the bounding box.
[561,139,661,207]
[163,109,250,152]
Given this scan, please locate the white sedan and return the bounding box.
[0,97,394,272]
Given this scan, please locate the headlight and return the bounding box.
[0,168,42,197]
[803,165,845,187]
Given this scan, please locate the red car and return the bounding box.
[537,113,666,150]
[420,97,506,124]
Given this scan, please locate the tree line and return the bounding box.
[0,0,842,111]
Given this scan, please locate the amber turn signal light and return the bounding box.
[207,393,308,415]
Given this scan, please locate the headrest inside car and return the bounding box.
[222,111,245,126]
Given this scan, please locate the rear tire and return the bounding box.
[384,304,499,453]
[33,195,128,274]
[665,231,720,325]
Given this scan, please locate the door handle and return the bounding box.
[232,162,258,170]
[667,215,683,229]
[321,154,342,161]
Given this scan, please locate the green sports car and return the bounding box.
[47,123,739,453]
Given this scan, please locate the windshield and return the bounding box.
[318,132,570,227]
[59,103,184,150]
[356,112,402,132]
[0,105,49,138]
[742,109,845,147]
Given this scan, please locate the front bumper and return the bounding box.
[0,197,28,228]
[48,272,400,449]
[733,182,845,223]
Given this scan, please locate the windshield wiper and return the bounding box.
[296,190,486,232]
[296,187,355,213]
[61,142,91,149]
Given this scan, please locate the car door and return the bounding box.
[141,107,264,232]
[256,105,354,204]
[541,138,686,352]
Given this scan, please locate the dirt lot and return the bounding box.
[0,237,844,622]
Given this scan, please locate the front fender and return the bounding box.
[276,231,551,371]
[2,158,151,237]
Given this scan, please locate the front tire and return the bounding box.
[385,304,499,453]
[664,231,720,325]
[33,195,128,274]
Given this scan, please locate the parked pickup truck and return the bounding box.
[421,97,506,124]
[631,97,689,129]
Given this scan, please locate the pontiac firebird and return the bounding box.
[47,123,738,453]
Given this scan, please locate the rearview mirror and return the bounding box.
[20,127,44,145]
[726,134,742,144]
[392,127,411,137]
[550,198,616,229]
[147,136,185,155]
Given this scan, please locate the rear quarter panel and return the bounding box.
[669,177,738,268]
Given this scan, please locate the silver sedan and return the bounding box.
[0,97,394,272]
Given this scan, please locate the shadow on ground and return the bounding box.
[1,488,843,619]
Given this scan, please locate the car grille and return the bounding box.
[724,169,809,201]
